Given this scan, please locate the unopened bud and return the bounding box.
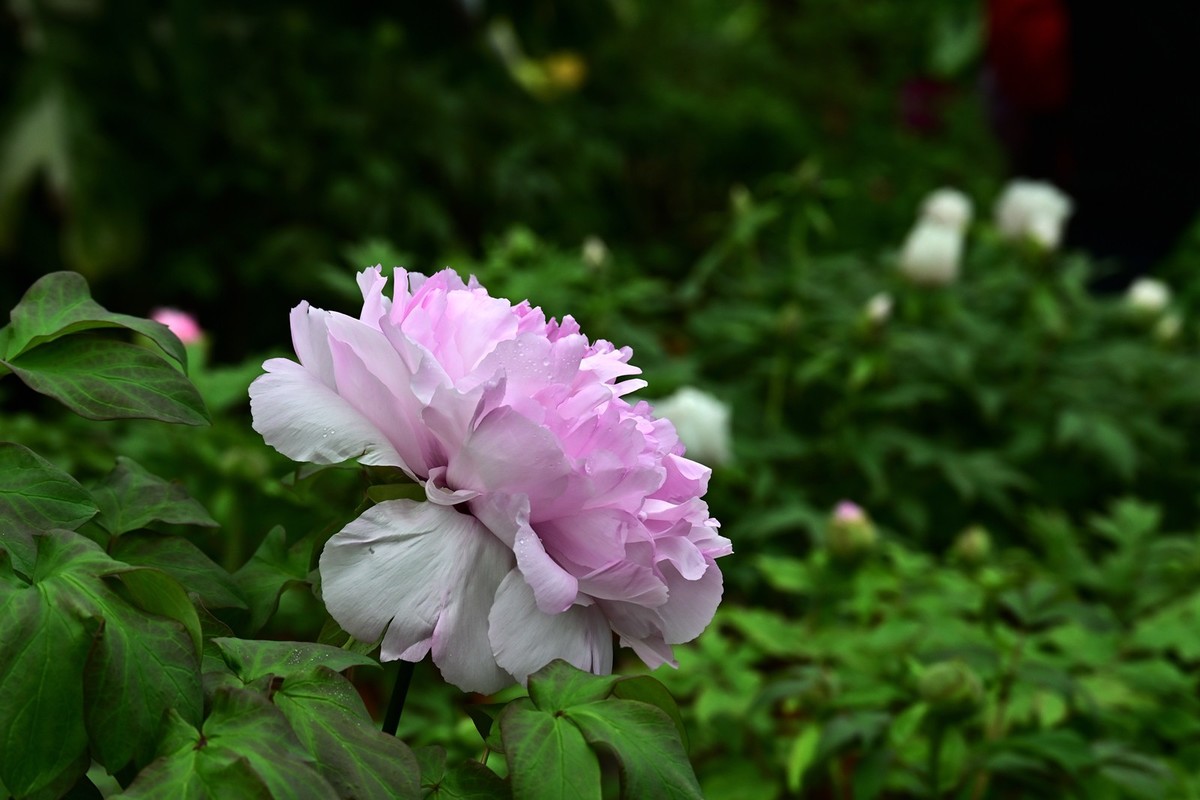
[952,525,991,565]
[919,661,984,722]
[827,501,877,563]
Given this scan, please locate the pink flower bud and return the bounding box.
[151,307,203,344]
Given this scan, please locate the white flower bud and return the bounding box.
[899,220,964,286]
[581,236,609,269]
[1127,277,1171,315]
[994,179,1073,251]
[653,387,732,467]
[865,292,893,325]
[920,188,973,230]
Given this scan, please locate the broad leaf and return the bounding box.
[118,567,204,657]
[275,667,421,800]
[0,442,97,572]
[414,747,510,800]
[566,700,703,800]
[112,534,245,610]
[0,531,203,790]
[90,457,217,535]
[499,699,600,800]
[611,675,688,750]
[213,638,377,684]
[5,271,186,367]
[234,526,314,632]
[114,688,338,800]
[0,560,92,796]
[82,594,202,771]
[4,337,209,425]
[527,659,616,711]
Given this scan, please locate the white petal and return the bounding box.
[489,570,613,685]
[319,500,515,693]
[250,359,406,467]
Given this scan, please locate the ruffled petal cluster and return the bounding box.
[250,267,730,693]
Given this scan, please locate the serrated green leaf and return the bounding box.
[111,534,245,610]
[499,700,600,800]
[275,667,420,800]
[213,638,378,684]
[565,699,702,800]
[114,689,338,800]
[4,337,209,425]
[5,271,186,367]
[527,659,617,711]
[90,457,217,535]
[414,747,510,800]
[0,442,97,572]
[234,526,314,633]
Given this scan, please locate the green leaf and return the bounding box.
[213,638,378,684]
[785,726,820,793]
[499,699,600,800]
[90,457,217,535]
[114,688,339,800]
[4,337,209,425]
[566,700,703,800]
[234,526,314,633]
[0,442,98,572]
[82,591,202,771]
[527,659,617,711]
[5,271,186,367]
[610,675,688,750]
[275,667,421,800]
[111,534,245,610]
[0,558,92,796]
[414,747,510,799]
[118,568,204,658]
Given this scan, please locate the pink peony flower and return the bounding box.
[250,267,730,693]
[151,307,204,344]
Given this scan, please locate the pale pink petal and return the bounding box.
[250,359,406,467]
[357,266,392,328]
[471,494,579,614]
[489,570,613,684]
[319,500,514,693]
[656,559,724,644]
[289,303,336,388]
[324,313,442,476]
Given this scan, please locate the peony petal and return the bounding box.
[656,558,724,644]
[489,569,613,685]
[357,267,392,328]
[471,493,579,614]
[319,500,514,693]
[325,313,443,476]
[250,359,406,467]
[289,303,336,388]
[448,407,572,503]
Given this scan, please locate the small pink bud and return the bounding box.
[833,501,866,525]
[151,307,203,344]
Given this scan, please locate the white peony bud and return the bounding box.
[865,292,893,325]
[994,179,1073,251]
[581,235,609,269]
[899,220,964,286]
[653,387,732,467]
[1127,277,1171,315]
[920,188,973,230]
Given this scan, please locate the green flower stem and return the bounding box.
[382,660,416,736]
